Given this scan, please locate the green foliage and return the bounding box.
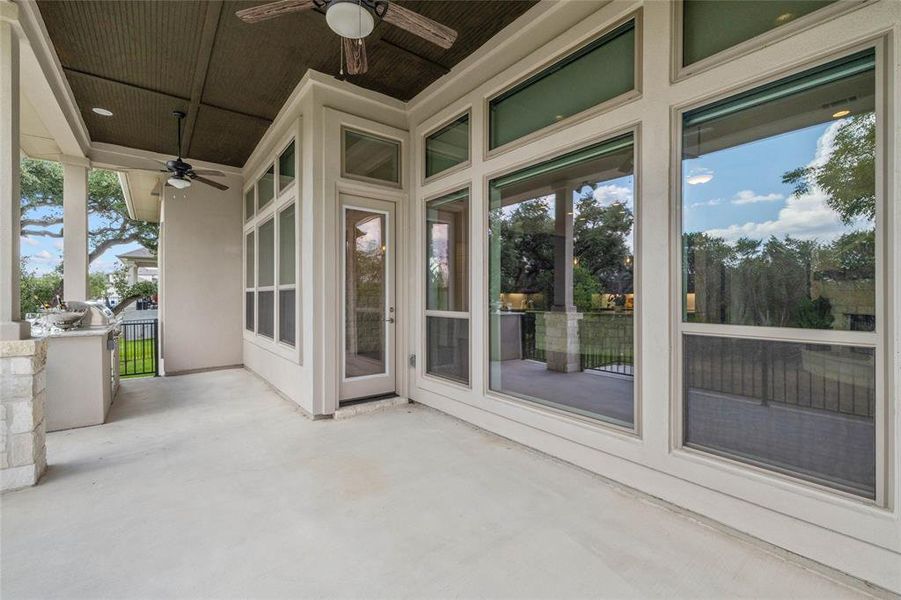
[20,158,159,263]
[782,113,875,224]
[19,260,62,314]
[796,296,835,330]
[89,272,109,300]
[110,265,157,301]
[573,264,599,312]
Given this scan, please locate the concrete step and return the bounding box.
[333,396,408,420]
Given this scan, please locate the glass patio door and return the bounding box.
[340,195,396,401]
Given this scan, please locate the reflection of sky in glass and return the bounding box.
[683,118,872,243]
[354,215,382,253]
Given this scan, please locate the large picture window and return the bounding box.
[680,50,877,498]
[488,134,636,427]
[489,19,636,150]
[425,189,469,384]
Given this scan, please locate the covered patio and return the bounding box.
[0,370,867,599]
[2,0,900,596]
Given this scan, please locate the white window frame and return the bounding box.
[256,216,276,340]
[669,40,888,506]
[244,229,255,333]
[422,186,472,388]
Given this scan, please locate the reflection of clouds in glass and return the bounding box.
[730,190,784,205]
[703,120,867,243]
[592,183,633,208]
[21,237,39,247]
[686,167,714,185]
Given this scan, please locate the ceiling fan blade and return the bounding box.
[191,169,226,177]
[236,0,317,23]
[191,175,230,191]
[343,37,368,75]
[382,3,457,49]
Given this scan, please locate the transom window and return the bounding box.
[343,128,401,185]
[425,113,469,179]
[488,19,636,150]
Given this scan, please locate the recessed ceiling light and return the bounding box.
[832,109,851,118]
[775,12,794,23]
[92,107,113,117]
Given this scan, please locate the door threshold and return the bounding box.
[334,395,408,420]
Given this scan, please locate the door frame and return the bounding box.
[339,194,397,402]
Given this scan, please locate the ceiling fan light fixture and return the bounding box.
[326,0,375,39]
[168,175,191,190]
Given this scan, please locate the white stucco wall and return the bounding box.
[160,175,243,374]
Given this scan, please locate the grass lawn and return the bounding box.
[119,337,157,378]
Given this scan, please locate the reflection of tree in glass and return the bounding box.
[783,113,875,224]
[685,113,876,331]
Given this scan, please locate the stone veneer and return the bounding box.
[539,311,582,373]
[1,338,48,491]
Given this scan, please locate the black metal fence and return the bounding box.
[519,311,634,375]
[119,319,158,378]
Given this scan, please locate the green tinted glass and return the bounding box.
[682,1,836,66]
[489,21,635,150]
[344,129,400,184]
[278,141,295,191]
[426,114,469,178]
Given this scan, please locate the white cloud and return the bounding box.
[21,237,39,247]
[703,121,864,244]
[690,198,722,208]
[730,190,784,205]
[54,240,65,251]
[686,168,714,185]
[592,184,633,207]
[31,250,58,264]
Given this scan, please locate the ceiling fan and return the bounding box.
[236,0,458,75]
[157,111,229,192]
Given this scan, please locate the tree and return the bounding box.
[20,158,158,265]
[19,259,62,314]
[782,113,876,224]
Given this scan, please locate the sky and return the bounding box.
[682,118,870,244]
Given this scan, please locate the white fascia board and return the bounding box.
[14,0,90,157]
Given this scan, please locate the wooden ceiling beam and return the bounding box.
[183,0,223,158]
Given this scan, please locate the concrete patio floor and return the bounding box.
[0,369,873,599]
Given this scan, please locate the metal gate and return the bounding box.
[119,319,159,377]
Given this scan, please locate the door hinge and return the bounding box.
[409,354,416,368]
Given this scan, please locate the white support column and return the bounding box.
[0,2,28,340]
[62,160,89,301]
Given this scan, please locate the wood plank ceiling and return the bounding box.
[36,0,538,167]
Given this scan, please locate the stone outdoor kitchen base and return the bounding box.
[1,338,48,491]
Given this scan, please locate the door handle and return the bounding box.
[386,317,395,323]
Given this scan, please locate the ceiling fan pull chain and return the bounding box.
[339,35,344,75]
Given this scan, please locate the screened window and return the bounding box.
[245,231,254,332]
[244,188,254,222]
[489,135,636,427]
[425,190,470,384]
[343,129,400,184]
[680,50,878,498]
[279,141,295,192]
[425,114,469,178]
[682,1,836,66]
[278,204,296,346]
[489,20,635,150]
[257,218,275,338]
[258,164,275,210]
